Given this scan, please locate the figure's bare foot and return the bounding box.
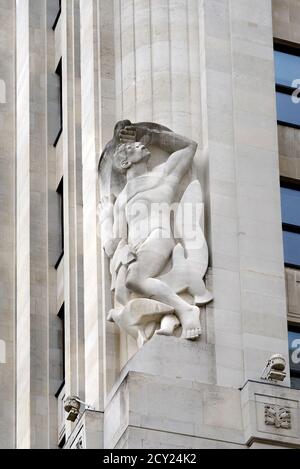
[181,306,202,340]
[156,314,180,336]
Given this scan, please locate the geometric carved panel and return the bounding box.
[265,405,291,429]
[255,394,299,439]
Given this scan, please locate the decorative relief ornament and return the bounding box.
[264,405,292,430]
[99,121,213,347]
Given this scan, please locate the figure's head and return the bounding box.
[113,142,151,173]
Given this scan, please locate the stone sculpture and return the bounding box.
[99,120,212,347]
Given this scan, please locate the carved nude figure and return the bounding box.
[103,123,209,341]
[99,121,212,346]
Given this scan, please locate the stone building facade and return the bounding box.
[0,0,300,449]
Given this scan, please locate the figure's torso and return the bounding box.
[115,168,179,248]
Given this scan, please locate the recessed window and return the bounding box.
[274,41,300,129]
[288,326,300,390]
[281,181,300,269]
[58,303,65,381]
[52,0,62,31]
[274,50,300,87]
[281,186,300,226]
[282,231,300,267]
[276,92,300,127]
[54,59,63,147]
[55,177,64,269]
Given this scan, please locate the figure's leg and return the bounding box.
[115,265,131,306]
[126,239,201,339]
[107,265,131,323]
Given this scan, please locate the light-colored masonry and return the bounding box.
[0,79,6,103]
[0,0,299,449]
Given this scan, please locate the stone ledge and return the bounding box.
[63,375,300,449]
[241,381,300,447]
[104,371,244,449]
[107,334,216,405]
[104,372,300,449]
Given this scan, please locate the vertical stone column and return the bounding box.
[0,0,15,450]
[60,0,85,436]
[114,0,288,388]
[113,0,211,371]
[98,0,120,396]
[200,0,289,385]
[46,0,66,449]
[115,0,202,141]
[80,0,104,413]
[16,0,49,449]
[232,0,288,382]
[198,0,244,387]
[80,0,118,415]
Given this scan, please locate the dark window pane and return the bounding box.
[53,59,63,146]
[276,91,300,126]
[52,0,62,30]
[281,187,300,226]
[288,329,300,375]
[291,375,300,390]
[58,304,65,380]
[57,178,64,253]
[274,51,300,87]
[283,231,300,266]
[56,59,63,132]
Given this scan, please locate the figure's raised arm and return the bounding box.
[100,195,121,258]
[156,131,198,178]
[119,124,197,178]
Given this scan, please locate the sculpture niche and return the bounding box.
[99,121,212,348]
